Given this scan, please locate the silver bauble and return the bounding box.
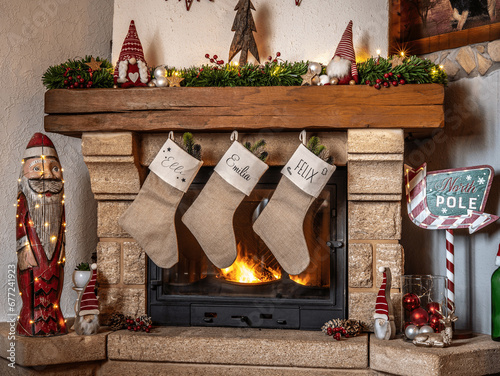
[330,77,339,85]
[311,75,320,86]
[308,62,322,75]
[155,77,168,87]
[405,324,418,340]
[418,325,434,334]
[319,75,330,86]
[154,66,167,79]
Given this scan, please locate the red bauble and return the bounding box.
[410,307,429,326]
[427,302,441,316]
[403,293,421,311]
[429,314,444,332]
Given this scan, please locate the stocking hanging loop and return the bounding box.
[299,130,307,145]
[168,131,174,140]
[230,130,239,141]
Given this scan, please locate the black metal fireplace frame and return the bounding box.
[148,167,347,330]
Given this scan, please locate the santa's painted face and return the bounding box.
[23,157,63,195]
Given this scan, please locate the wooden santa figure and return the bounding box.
[326,20,359,85]
[74,263,100,335]
[113,20,150,88]
[373,267,396,340]
[16,133,68,336]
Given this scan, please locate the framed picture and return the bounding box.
[390,0,500,55]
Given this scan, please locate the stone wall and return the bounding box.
[423,39,500,81]
[82,129,404,328]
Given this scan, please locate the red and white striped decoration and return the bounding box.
[404,164,498,234]
[446,229,455,309]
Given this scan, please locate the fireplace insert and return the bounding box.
[148,166,347,330]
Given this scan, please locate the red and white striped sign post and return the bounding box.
[405,163,498,316]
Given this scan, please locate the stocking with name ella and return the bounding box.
[253,133,336,275]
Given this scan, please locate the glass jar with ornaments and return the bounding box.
[401,275,447,341]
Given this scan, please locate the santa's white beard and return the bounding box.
[20,176,63,260]
[74,314,100,335]
[326,57,352,79]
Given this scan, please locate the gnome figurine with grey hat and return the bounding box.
[374,266,396,340]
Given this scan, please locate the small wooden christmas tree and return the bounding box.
[229,0,260,66]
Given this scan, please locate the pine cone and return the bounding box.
[108,312,126,331]
[138,315,153,327]
[321,319,363,337]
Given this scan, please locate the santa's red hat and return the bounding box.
[79,264,99,316]
[333,20,359,83]
[496,244,500,266]
[113,20,149,82]
[23,133,58,160]
[374,267,389,320]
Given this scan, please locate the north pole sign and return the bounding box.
[405,163,498,233]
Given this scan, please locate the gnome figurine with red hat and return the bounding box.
[374,266,396,340]
[75,263,100,335]
[326,20,359,85]
[16,133,68,336]
[114,20,150,88]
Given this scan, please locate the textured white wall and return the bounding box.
[403,71,500,334]
[0,0,113,322]
[112,0,389,68]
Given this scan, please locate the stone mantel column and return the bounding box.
[347,129,405,330]
[82,132,147,322]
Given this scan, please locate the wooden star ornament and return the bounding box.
[391,56,405,69]
[166,75,185,87]
[85,57,102,71]
[301,71,316,86]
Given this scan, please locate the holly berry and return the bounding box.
[273,59,277,63]
[277,52,281,57]
[374,83,381,90]
[327,327,333,336]
[64,80,68,85]
[88,81,92,86]
[388,72,393,77]
[384,73,389,79]
[145,328,150,333]
[136,318,140,322]
[205,54,210,58]
[148,325,152,329]
[397,74,401,78]
[68,76,73,81]
[74,83,79,88]
[213,55,218,59]
[268,56,272,61]
[375,78,381,84]
[218,60,224,65]
[127,326,132,330]
[77,75,81,79]
[365,80,370,85]
[392,80,398,86]
[210,59,214,63]
[399,79,406,85]
[79,78,84,83]
[383,81,389,87]
[134,326,139,331]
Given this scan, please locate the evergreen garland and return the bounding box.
[42,56,114,89]
[244,139,268,161]
[181,132,202,160]
[307,136,333,164]
[357,55,447,86]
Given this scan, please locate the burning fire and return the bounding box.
[289,274,312,286]
[218,252,281,284]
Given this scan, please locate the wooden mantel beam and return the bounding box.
[44,85,444,137]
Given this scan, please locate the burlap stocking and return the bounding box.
[253,143,336,275]
[119,134,202,269]
[182,139,268,269]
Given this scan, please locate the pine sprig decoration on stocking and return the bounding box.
[42,56,114,90]
[181,132,202,160]
[306,136,333,164]
[244,139,268,161]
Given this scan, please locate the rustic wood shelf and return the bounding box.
[44,84,444,137]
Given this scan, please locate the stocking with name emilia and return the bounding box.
[182,133,269,269]
[253,134,336,275]
[119,132,202,268]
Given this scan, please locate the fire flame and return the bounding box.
[289,274,312,286]
[218,252,281,284]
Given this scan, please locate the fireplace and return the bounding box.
[148,166,347,330]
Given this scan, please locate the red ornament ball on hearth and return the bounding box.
[403,293,421,311]
[410,307,429,326]
[427,302,441,316]
[429,314,444,332]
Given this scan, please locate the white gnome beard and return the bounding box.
[326,57,351,79]
[137,60,149,83]
[20,176,63,260]
[75,314,99,335]
[117,60,129,83]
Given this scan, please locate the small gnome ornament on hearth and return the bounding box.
[326,20,359,85]
[373,266,396,340]
[75,263,100,335]
[114,20,150,88]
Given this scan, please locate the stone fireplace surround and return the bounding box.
[8,84,500,374]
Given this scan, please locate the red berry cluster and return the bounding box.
[365,72,405,90]
[266,52,281,64]
[205,53,224,66]
[326,326,350,341]
[126,317,152,333]
[63,67,93,89]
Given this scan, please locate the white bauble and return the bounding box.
[418,325,434,334]
[319,75,330,86]
[308,62,322,75]
[154,66,167,79]
[405,324,418,340]
[155,77,168,87]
